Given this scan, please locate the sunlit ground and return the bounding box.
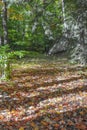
[0,59,87,130]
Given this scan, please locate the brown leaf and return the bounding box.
[41,121,49,126]
[0,115,4,120]
[76,123,86,130]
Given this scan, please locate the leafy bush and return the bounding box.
[0,45,26,80]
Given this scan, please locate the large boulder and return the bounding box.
[70,44,87,64]
[48,36,69,55]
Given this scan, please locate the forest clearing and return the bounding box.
[0,0,87,129]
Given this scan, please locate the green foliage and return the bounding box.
[23,51,43,58]
[0,0,87,65]
[0,45,10,55]
[0,45,26,80]
[4,0,63,53]
[0,45,11,80]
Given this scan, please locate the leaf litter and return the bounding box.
[0,61,87,130]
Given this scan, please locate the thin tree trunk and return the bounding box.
[0,1,10,80]
[62,0,66,29]
[2,1,8,45]
[0,36,2,45]
[22,22,26,41]
[0,10,3,45]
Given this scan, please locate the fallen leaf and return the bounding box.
[54,123,59,128]
[76,123,86,130]
[41,121,49,126]
[19,127,24,130]
[0,115,4,120]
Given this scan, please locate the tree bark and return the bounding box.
[62,0,66,29]
[0,36,2,45]
[1,1,8,45]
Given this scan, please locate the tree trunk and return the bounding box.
[2,1,8,45]
[62,0,66,29]
[0,1,10,80]
[0,36,2,45]
[0,10,3,45]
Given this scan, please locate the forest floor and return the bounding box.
[0,58,87,130]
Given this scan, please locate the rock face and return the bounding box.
[48,0,87,64]
[48,35,87,64]
[49,39,87,64]
[70,44,87,64]
[48,21,87,64]
[48,36,69,55]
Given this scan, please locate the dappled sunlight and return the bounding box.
[0,0,87,129]
[0,91,87,122]
[0,61,87,129]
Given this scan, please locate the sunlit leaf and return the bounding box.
[19,127,24,130]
